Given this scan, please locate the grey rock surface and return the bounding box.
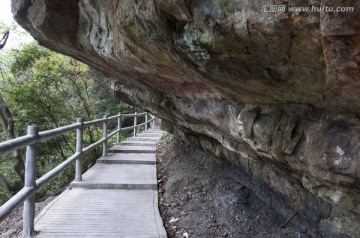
[11,0,360,236]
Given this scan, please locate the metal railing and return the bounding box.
[0,112,155,237]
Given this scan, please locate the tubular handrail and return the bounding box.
[0,112,156,236]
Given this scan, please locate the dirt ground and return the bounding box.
[156,135,324,238]
[0,197,54,238]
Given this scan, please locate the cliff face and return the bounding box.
[12,0,360,236]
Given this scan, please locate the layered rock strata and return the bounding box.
[12,0,360,236]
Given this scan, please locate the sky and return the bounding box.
[0,0,13,25]
[0,0,34,49]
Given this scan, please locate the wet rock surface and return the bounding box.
[11,0,360,236]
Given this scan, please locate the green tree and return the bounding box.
[0,28,26,199]
[0,42,132,204]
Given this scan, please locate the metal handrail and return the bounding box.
[0,112,155,236]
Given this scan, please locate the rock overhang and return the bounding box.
[12,0,360,236]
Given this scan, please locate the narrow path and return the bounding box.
[34,129,167,238]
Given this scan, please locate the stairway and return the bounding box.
[71,129,162,190]
[34,128,167,238]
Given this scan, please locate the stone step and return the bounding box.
[70,163,157,190]
[142,130,163,134]
[108,145,156,153]
[147,129,163,133]
[136,133,162,138]
[97,153,156,165]
[127,137,160,142]
[116,140,158,146]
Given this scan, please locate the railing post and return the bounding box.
[23,125,38,238]
[133,112,137,136]
[145,113,148,131]
[103,115,108,156]
[152,115,155,128]
[75,118,83,181]
[117,113,121,143]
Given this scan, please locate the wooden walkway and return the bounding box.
[33,129,167,238]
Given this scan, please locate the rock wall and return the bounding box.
[12,0,360,236]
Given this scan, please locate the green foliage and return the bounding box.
[161,132,168,141]
[9,43,51,75]
[0,21,28,36]
[0,42,133,205]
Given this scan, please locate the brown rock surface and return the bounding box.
[12,0,360,236]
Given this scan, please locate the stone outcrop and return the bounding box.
[12,0,360,236]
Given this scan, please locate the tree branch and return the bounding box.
[0,172,13,198]
[0,30,10,49]
[0,93,25,182]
